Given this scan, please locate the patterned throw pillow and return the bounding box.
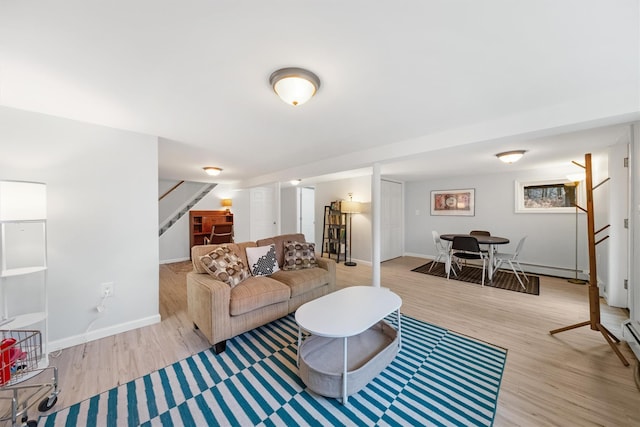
[199,246,250,287]
[246,244,280,276]
[283,241,317,271]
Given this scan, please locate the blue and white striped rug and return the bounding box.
[40,314,506,426]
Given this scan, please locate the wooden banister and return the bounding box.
[159,180,184,201]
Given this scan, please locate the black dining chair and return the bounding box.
[447,236,488,286]
[470,230,493,254]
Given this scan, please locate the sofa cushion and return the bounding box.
[283,241,318,271]
[270,267,331,298]
[246,244,280,276]
[200,246,250,288]
[229,276,291,316]
[256,233,305,268]
[191,242,256,273]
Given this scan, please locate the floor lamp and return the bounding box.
[566,176,587,284]
[341,194,361,267]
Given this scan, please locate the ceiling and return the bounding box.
[1,1,638,188]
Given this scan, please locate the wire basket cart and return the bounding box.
[0,330,59,427]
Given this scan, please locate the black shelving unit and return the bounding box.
[321,204,347,262]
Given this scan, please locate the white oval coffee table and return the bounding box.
[295,286,402,404]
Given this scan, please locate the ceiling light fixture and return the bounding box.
[269,67,320,106]
[290,179,301,186]
[496,150,526,164]
[203,166,222,176]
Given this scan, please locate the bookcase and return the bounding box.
[321,203,346,262]
[189,210,234,249]
[0,181,48,368]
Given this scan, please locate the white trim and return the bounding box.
[403,252,430,259]
[48,314,161,352]
[160,257,190,264]
[346,258,372,267]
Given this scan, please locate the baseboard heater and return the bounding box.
[623,320,640,391]
[622,320,640,361]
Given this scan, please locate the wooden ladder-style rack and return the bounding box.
[549,153,629,367]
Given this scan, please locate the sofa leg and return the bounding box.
[213,340,227,354]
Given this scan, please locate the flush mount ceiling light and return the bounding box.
[496,150,526,164]
[269,67,320,106]
[203,166,222,176]
[290,179,301,186]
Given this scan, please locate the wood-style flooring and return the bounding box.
[44,257,640,426]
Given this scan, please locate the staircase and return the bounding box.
[159,183,216,236]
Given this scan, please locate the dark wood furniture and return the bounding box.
[189,210,233,249]
[549,153,629,366]
[321,204,346,262]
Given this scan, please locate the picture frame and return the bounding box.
[431,189,475,216]
[515,179,584,213]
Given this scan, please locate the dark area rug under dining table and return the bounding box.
[412,261,540,295]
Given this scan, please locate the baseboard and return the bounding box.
[403,252,430,259]
[160,257,190,264]
[403,253,591,282]
[338,258,372,266]
[48,314,161,352]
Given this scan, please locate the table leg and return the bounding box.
[297,327,301,367]
[488,244,495,279]
[342,337,348,405]
[397,308,402,349]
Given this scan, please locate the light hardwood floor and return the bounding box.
[44,257,639,426]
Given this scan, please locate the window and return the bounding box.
[515,179,582,213]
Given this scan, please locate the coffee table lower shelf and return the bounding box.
[298,320,398,400]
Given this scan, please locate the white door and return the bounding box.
[250,186,277,240]
[381,180,403,261]
[300,187,315,242]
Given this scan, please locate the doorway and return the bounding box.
[381,179,403,261]
[300,187,315,242]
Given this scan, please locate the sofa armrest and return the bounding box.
[315,257,337,291]
[186,271,232,345]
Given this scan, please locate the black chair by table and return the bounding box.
[447,236,489,286]
[470,230,492,254]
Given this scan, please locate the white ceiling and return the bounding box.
[1,1,638,187]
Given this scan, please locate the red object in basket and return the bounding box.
[0,338,16,385]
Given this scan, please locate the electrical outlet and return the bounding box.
[101,282,114,298]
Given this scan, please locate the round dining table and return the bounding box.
[439,234,509,279]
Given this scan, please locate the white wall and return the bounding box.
[158,180,216,225]
[0,106,159,350]
[314,176,372,264]
[404,165,594,278]
[280,187,299,235]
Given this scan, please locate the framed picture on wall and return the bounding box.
[430,189,475,216]
[515,179,584,213]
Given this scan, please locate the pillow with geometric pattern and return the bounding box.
[246,244,280,276]
[199,246,250,287]
[283,241,317,271]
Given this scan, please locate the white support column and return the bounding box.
[372,163,381,287]
[275,182,282,236]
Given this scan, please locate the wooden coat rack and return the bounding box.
[549,153,629,367]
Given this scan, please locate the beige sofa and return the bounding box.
[187,233,336,353]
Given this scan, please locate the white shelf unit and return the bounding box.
[0,219,48,366]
